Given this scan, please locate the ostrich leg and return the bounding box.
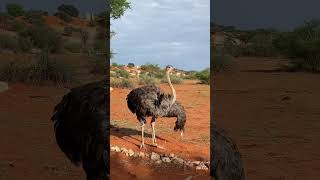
[151,117,157,146]
[139,116,146,149]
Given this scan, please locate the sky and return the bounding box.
[212,0,320,31]
[111,0,210,71]
[0,0,105,15]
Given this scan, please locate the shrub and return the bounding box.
[0,35,19,51]
[195,69,210,84]
[212,46,233,72]
[161,75,183,84]
[24,10,45,25]
[112,69,129,78]
[55,11,72,22]
[275,20,320,72]
[110,78,135,89]
[6,4,25,17]
[0,51,71,85]
[17,36,33,52]
[11,20,27,32]
[138,73,157,85]
[57,4,79,17]
[19,26,63,53]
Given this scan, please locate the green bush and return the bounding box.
[275,20,320,72]
[111,69,129,78]
[110,78,135,89]
[57,4,79,17]
[138,73,158,86]
[6,4,25,17]
[55,11,72,22]
[161,75,183,84]
[11,20,27,32]
[195,69,210,84]
[0,51,71,85]
[0,35,19,51]
[19,26,63,53]
[24,10,45,25]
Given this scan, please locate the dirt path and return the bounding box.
[214,57,320,180]
[0,84,84,180]
[110,80,210,179]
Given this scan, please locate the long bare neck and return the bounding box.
[166,71,176,105]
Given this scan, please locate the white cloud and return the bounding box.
[111,0,210,71]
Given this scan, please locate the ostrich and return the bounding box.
[211,127,245,180]
[51,80,109,180]
[126,65,186,149]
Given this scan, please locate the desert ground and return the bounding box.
[110,80,210,179]
[214,57,320,180]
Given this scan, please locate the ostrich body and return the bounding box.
[212,128,245,180]
[126,65,186,148]
[51,80,109,180]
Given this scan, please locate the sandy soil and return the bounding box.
[0,83,84,180]
[110,80,210,179]
[214,57,320,180]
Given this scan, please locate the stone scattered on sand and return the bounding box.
[155,160,162,164]
[161,157,171,163]
[138,152,145,158]
[114,146,120,152]
[128,149,135,157]
[172,157,185,165]
[185,176,193,180]
[192,161,201,166]
[185,161,194,168]
[120,147,128,153]
[196,162,209,170]
[151,152,161,161]
[169,153,175,158]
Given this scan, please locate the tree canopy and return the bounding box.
[110,0,130,19]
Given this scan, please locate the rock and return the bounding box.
[172,157,184,165]
[128,149,134,157]
[151,152,161,161]
[133,153,139,158]
[120,147,128,153]
[155,160,162,164]
[205,161,210,168]
[8,162,14,167]
[192,161,201,166]
[138,152,145,158]
[185,161,194,168]
[185,176,193,180]
[114,146,120,152]
[145,153,150,158]
[169,153,175,158]
[196,162,209,170]
[161,157,171,163]
[0,81,8,93]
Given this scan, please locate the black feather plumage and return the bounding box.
[51,80,109,180]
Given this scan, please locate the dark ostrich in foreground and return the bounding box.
[211,128,245,180]
[51,80,109,180]
[126,65,186,149]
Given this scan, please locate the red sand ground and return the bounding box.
[110,80,210,179]
[214,57,320,180]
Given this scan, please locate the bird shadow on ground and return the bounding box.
[110,125,169,147]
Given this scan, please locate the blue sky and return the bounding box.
[111,0,210,71]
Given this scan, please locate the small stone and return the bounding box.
[192,161,201,165]
[169,153,175,158]
[155,160,162,164]
[161,157,171,163]
[138,152,145,158]
[133,153,139,158]
[172,157,184,165]
[185,176,193,180]
[128,149,135,157]
[121,147,128,154]
[185,161,194,168]
[114,146,120,152]
[151,152,161,161]
[8,162,15,167]
[205,161,210,168]
[145,153,150,158]
[196,163,209,170]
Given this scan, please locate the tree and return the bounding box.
[110,0,131,19]
[57,4,79,17]
[6,4,25,17]
[127,63,135,68]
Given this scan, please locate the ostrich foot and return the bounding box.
[139,143,145,149]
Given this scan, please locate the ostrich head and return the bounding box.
[165,65,175,74]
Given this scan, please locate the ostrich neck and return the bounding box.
[166,72,176,105]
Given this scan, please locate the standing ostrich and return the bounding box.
[126,65,186,149]
[211,128,245,180]
[51,80,109,180]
